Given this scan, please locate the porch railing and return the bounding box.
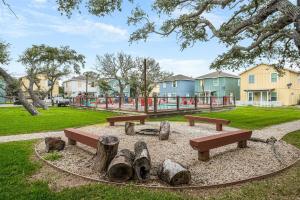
[236,101,282,107]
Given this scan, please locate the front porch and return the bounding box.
[237,89,282,107]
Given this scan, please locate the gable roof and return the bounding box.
[196,71,239,79]
[160,74,194,82]
[239,64,300,75]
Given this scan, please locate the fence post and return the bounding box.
[210,96,212,110]
[119,96,122,109]
[105,96,108,109]
[223,96,225,106]
[144,96,148,113]
[135,97,139,111]
[154,95,158,113]
[233,96,236,107]
[176,96,180,111]
[194,95,198,110]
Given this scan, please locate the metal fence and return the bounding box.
[71,95,235,113]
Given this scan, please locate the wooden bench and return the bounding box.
[184,115,230,131]
[106,115,148,126]
[190,130,252,161]
[64,128,99,148]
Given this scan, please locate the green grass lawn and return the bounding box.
[0,107,117,136]
[152,106,300,129]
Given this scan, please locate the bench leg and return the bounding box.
[109,122,115,126]
[68,138,76,146]
[198,150,210,161]
[140,119,145,125]
[238,140,247,148]
[189,120,195,126]
[216,123,222,131]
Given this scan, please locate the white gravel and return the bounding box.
[36,122,300,187]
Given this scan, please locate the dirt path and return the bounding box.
[1,119,300,143]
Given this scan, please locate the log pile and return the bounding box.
[90,122,191,186]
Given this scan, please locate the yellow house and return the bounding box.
[20,74,59,99]
[239,64,300,106]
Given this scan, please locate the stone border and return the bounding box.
[35,141,300,190]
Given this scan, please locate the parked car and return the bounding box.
[53,97,70,107]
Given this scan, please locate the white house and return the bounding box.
[63,75,99,97]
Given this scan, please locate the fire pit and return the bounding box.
[136,128,159,136]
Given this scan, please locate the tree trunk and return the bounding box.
[158,159,191,186]
[27,79,48,110]
[0,67,39,115]
[133,141,151,181]
[295,0,300,54]
[107,149,134,182]
[125,122,135,135]
[159,121,170,140]
[93,135,119,173]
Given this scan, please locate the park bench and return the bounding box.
[184,115,230,131]
[190,130,252,161]
[106,115,148,126]
[64,128,99,149]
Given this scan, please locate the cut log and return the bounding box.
[125,122,135,135]
[158,159,191,186]
[133,141,151,181]
[159,121,170,140]
[45,137,65,153]
[94,135,119,173]
[107,149,134,182]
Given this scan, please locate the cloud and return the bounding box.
[0,8,128,43]
[158,58,212,77]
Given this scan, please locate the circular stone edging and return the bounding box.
[34,141,300,190]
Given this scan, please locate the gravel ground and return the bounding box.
[36,122,300,187]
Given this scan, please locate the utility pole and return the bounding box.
[144,59,148,113]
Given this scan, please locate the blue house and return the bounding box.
[159,74,195,97]
[195,71,240,99]
[99,79,130,97]
[0,78,6,103]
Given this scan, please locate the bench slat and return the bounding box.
[106,115,148,122]
[190,130,252,152]
[185,115,230,124]
[64,128,99,148]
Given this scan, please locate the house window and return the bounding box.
[248,75,255,84]
[171,93,176,97]
[163,82,166,88]
[271,92,277,101]
[172,81,177,88]
[200,80,203,87]
[237,79,240,86]
[271,73,278,83]
[213,79,219,86]
[186,93,190,97]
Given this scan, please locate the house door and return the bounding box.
[248,92,254,102]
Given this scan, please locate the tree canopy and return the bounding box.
[57,0,300,70]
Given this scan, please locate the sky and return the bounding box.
[1,0,295,79]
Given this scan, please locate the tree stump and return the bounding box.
[94,135,119,173]
[125,122,135,135]
[158,159,191,186]
[45,137,65,153]
[107,149,134,182]
[133,141,151,181]
[159,121,170,140]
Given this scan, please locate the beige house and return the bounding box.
[20,74,59,99]
[239,64,300,106]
